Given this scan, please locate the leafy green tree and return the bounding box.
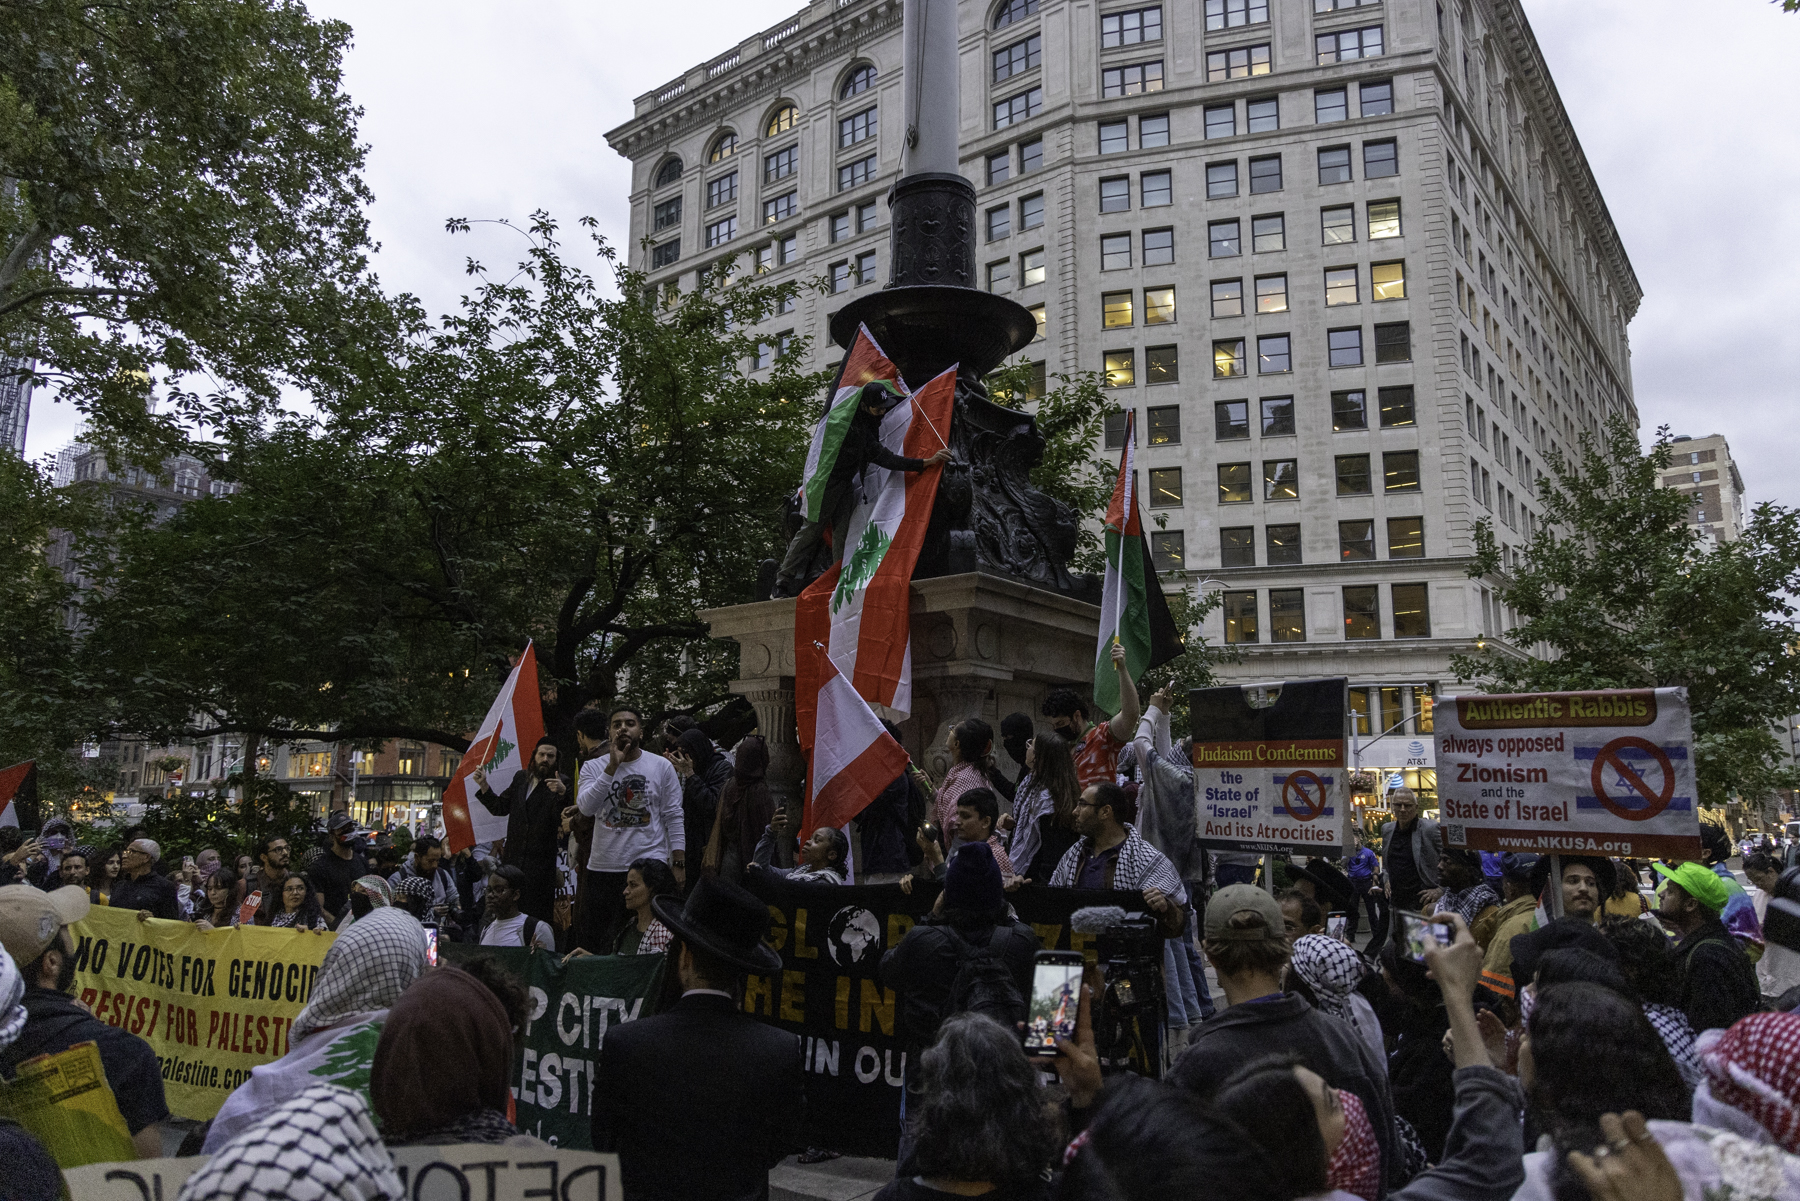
[0,0,384,453]
[1451,414,1800,808]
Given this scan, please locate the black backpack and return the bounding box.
[939,925,1027,1031]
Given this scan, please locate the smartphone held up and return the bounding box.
[1396,909,1454,962]
[1024,951,1084,1054]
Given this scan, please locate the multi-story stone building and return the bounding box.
[1658,432,1747,546]
[606,0,1640,823]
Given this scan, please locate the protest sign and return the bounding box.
[741,872,1150,1158]
[1434,687,1701,858]
[62,1145,622,1201]
[440,944,664,1149]
[1190,678,1350,858]
[64,908,336,1121]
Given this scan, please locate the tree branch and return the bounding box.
[0,283,153,319]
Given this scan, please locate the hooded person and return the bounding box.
[672,727,733,885]
[372,967,531,1146]
[0,943,60,1200]
[178,1084,402,1201]
[704,734,776,885]
[203,908,430,1152]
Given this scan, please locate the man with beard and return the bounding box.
[1478,854,1610,1001]
[575,707,684,952]
[473,736,570,926]
[1652,860,1762,1032]
[0,885,169,1157]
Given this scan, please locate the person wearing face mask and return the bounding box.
[334,875,393,932]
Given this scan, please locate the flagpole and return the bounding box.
[910,391,950,452]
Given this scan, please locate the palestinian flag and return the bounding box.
[0,760,36,829]
[442,643,545,852]
[1093,410,1184,715]
[799,643,913,837]
[800,324,906,524]
[794,365,955,723]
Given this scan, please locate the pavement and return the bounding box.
[771,1155,896,1201]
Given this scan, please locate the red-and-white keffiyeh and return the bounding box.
[1326,1087,1384,1201]
[1697,1011,1800,1153]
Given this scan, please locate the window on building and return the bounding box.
[1368,199,1401,240]
[1206,0,1269,29]
[831,211,852,242]
[752,339,776,371]
[1211,278,1243,318]
[1258,334,1291,374]
[1105,349,1136,387]
[1331,389,1367,431]
[1339,519,1375,561]
[1325,267,1359,306]
[707,172,738,208]
[838,154,877,191]
[1101,233,1133,269]
[1321,205,1356,244]
[995,34,1042,81]
[1336,454,1372,495]
[1316,0,1381,9]
[1144,286,1176,324]
[994,87,1044,128]
[755,243,775,273]
[1359,79,1393,116]
[1099,120,1129,154]
[1247,96,1280,132]
[1146,344,1178,383]
[1375,322,1411,362]
[1364,139,1399,178]
[1021,137,1044,171]
[1261,395,1295,436]
[1254,273,1289,313]
[1315,88,1348,123]
[1392,583,1430,637]
[1102,5,1162,45]
[1104,290,1135,327]
[1143,227,1174,265]
[1147,405,1181,445]
[1264,459,1299,501]
[763,193,797,224]
[842,64,877,99]
[1209,219,1241,257]
[1021,248,1046,285]
[1214,338,1246,378]
[655,198,684,235]
[1266,523,1301,564]
[1329,327,1364,366]
[1020,192,1045,229]
[1102,61,1164,98]
[1388,516,1424,558]
[1148,466,1183,506]
[1384,449,1422,492]
[988,259,1013,293]
[1378,385,1415,427]
[1206,44,1271,81]
[1371,260,1406,300]
[1150,530,1186,571]
[1317,26,1384,64]
[766,105,798,136]
[1318,146,1353,184]
[1216,400,1250,440]
[651,238,680,269]
[1100,176,1131,213]
[1270,588,1306,641]
[765,146,797,183]
[987,205,1011,241]
[1343,585,1380,639]
[1029,304,1047,341]
[1252,214,1285,252]
[655,157,683,187]
[988,150,1012,184]
[855,249,877,284]
[994,0,1039,27]
[1221,526,1255,566]
[1205,104,1237,139]
[1219,462,1253,502]
[839,107,878,149]
[1141,170,1171,207]
[705,216,737,247]
[709,131,738,163]
[1139,113,1170,146]
[1207,162,1239,198]
[1104,409,1134,448]
[1249,155,1282,194]
[831,259,853,292]
[1224,590,1260,643]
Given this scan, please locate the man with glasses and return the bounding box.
[1048,782,1187,938]
[252,834,291,900]
[109,839,180,921]
[1379,787,1441,925]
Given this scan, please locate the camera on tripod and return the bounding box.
[1074,907,1168,1078]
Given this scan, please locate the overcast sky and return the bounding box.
[24,0,1800,510]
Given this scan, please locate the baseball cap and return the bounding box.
[1500,852,1541,883]
[1653,861,1730,914]
[0,884,91,965]
[327,811,356,834]
[1204,883,1286,941]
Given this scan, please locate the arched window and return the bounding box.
[766,104,799,137]
[841,64,876,99]
[654,157,683,188]
[709,131,738,163]
[994,0,1039,29]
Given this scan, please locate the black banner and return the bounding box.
[740,873,1149,1158]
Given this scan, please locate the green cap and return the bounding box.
[1652,861,1729,914]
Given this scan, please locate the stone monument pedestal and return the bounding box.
[703,572,1101,807]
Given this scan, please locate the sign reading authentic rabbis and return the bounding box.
[1435,688,1702,859]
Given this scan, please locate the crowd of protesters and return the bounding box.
[7,649,1800,1201]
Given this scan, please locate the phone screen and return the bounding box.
[1024,956,1083,1053]
[422,925,440,967]
[1326,912,1348,942]
[1398,910,1453,962]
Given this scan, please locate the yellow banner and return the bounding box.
[66,908,336,1120]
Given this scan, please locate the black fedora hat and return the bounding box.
[651,876,782,976]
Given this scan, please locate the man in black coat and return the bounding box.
[592,876,804,1200]
[473,736,570,925]
[108,838,181,920]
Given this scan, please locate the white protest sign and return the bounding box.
[63,1145,621,1201]
[1191,678,1350,857]
[1435,687,1701,859]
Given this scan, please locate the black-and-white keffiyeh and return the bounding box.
[1290,934,1367,1025]
[1048,824,1186,901]
[0,942,25,1051]
[1644,1000,1702,1086]
[291,908,427,1043]
[178,1084,400,1201]
[1433,882,1501,927]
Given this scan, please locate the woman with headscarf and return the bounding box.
[0,945,60,1199]
[705,735,775,885]
[334,875,393,932]
[180,1084,401,1201]
[203,908,429,1152]
[1289,934,1386,1072]
[372,966,536,1146]
[670,727,731,887]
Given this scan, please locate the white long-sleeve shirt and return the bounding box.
[575,750,684,872]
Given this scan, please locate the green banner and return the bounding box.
[442,946,665,1150]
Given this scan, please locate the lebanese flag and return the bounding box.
[799,323,906,525]
[799,648,913,836]
[794,365,955,725]
[442,644,545,853]
[0,760,34,828]
[1093,411,1183,715]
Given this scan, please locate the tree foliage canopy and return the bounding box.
[1451,415,1800,807]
